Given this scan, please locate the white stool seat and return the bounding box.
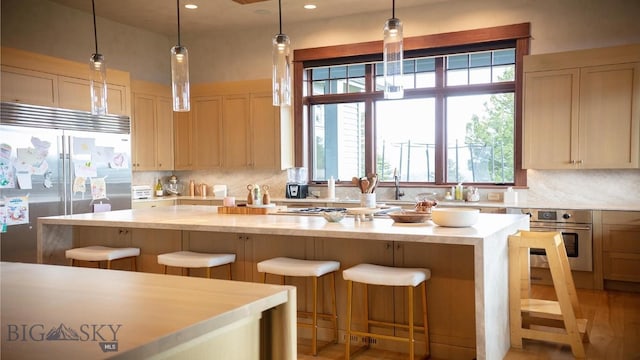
[342,263,431,287]
[257,257,340,277]
[65,246,140,262]
[157,251,236,268]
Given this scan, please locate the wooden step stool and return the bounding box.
[508,231,591,358]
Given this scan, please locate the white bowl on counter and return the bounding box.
[431,208,480,227]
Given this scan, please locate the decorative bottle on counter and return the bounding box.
[189,180,195,197]
[155,179,163,197]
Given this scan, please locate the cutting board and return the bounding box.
[218,205,282,215]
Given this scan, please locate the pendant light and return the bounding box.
[272,0,291,106]
[383,0,404,99]
[171,0,190,112]
[89,0,108,115]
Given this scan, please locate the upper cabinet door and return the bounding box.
[579,63,639,169]
[193,96,222,169]
[132,93,157,171]
[222,94,250,168]
[250,92,280,169]
[58,76,129,116]
[523,45,640,170]
[523,69,579,169]
[155,97,174,171]
[173,111,193,170]
[1,66,58,107]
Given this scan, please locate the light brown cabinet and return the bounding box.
[173,96,223,170]
[58,75,129,116]
[523,44,640,169]
[131,80,174,171]
[175,79,293,171]
[1,66,58,107]
[602,211,640,283]
[1,48,131,116]
[222,94,250,168]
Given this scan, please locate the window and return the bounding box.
[294,23,530,186]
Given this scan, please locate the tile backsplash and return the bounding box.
[133,168,640,207]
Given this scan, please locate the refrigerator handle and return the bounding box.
[66,135,73,215]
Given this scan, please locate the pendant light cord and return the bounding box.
[92,0,99,54]
[176,0,182,46]
[278,0,283,35]
[392,0,396,18]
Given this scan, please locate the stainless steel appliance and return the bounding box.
[285,167,308,199]
[0,102,132,263]
[520,208,593,272]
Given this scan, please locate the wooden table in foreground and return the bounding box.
[38,205,529,360]
[0,262,296,359]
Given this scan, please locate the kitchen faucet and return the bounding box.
[394,173,405,200]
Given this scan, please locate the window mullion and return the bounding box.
[434,57,446,184]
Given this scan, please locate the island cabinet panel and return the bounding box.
[131,80,174,171]
[602,211,640,285]
[131,228,182,273]
[395,242,477,357]
[523,44,640,169]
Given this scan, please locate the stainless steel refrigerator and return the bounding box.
[0,102,132,263]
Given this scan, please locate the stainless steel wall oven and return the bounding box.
[521,209,593,272]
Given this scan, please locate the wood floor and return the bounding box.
[297,285,640,360]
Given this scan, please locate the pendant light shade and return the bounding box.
[89,0,108,115]
[171,0,190,112]
[272,0,291,106]
[383,0,404,99]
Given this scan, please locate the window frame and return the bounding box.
[293,23,530,187]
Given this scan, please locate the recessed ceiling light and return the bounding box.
[184,4,198,10]
[304,4,317,10]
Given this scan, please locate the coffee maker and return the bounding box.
[286,167,308,199]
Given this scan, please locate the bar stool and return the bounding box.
[342,263,430,360]
[509,231,590,358]
[65,246,140,270]
[257,257,340,356]
[157,251,236,279]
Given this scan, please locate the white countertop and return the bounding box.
[39,205,528,245]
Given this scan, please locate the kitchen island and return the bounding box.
[38,205,529,360]
[1,261,296,359]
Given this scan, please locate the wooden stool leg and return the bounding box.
[163,265,168,274]
[546,240,585,358]
[363,282,369,344]
[345,279,353,360]
[106,260,112,269]
[206,267,212,279]
[261,272,266,284]
[131,257,137,271]
[312,275,318,356]
[408,285,415,360]
[421,281,430,357]
[227,263,232,280]
[330,272,338,343]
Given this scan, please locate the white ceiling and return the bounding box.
[49,0,444,36]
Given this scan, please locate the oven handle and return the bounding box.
[530,224,592,231]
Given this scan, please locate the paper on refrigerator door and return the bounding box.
[90,177,107,200]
